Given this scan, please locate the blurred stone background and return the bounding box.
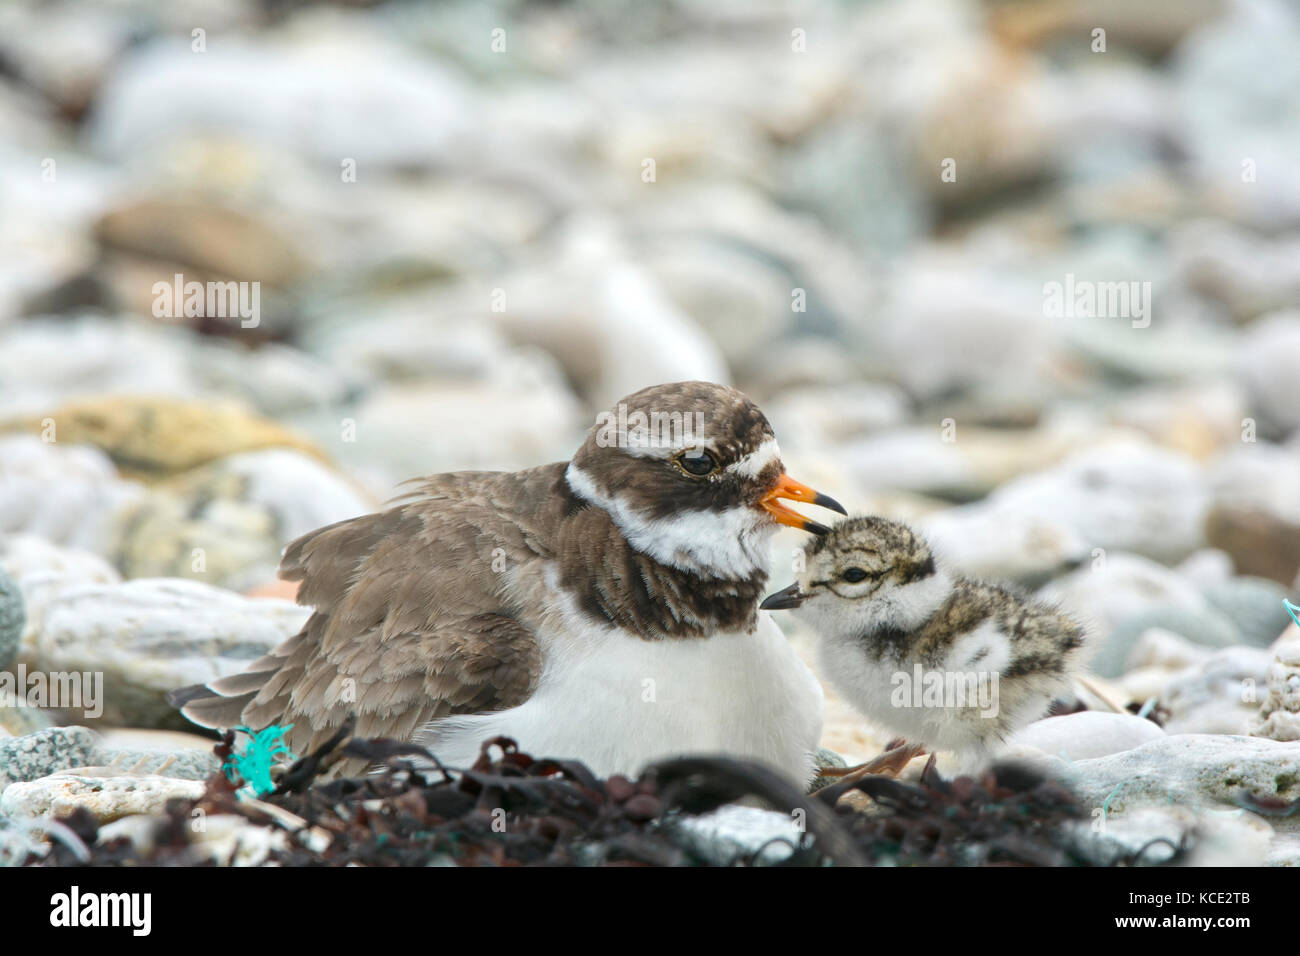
[2,0,1300,862]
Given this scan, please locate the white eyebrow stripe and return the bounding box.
[729,438,781,479]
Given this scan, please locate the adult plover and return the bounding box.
[172,381,844,785]
[761,515,1087,763]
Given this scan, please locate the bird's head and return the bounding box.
[565,381,846,578]
[761,515,949,635]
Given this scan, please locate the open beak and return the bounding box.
[760,582,805,611]
[760,474,847,536]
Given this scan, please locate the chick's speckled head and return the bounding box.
[761,515,946,634]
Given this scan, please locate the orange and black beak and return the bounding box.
[760,474,847,536]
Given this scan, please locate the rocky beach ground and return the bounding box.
[2,0,1300,865]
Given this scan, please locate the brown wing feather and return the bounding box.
[178,466,563,776]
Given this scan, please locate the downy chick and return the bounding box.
[762,515,1088,762]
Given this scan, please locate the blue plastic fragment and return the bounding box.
[222,724,296,796]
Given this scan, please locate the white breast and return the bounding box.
[817,618,1014,753]
[419,606,824,788]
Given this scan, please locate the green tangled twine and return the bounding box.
[223,724,296,796]
[1285,599,1300,631]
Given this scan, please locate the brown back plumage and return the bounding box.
[177,466,571,775]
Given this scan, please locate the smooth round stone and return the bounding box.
[97,728,218,753]
[1203,576,1295,648]
[1038,552,1222,677]
[0,535,122,662]
[875,261,1057,403]
[1006,712,1165,762]
[0,435,146,555]
[1238,311,1300,435]
[1206,504,1300,589]
[1125,627,1215,674]
[1175,548,1236,590]
[922,505,1088,588]
[35,578,309,728]
[1094,604,1242,678]
[992,443,1210,565]
[91,750,219,782]
[90,36,475,170]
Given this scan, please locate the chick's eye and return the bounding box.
[676,450,718,477]
[841,568,869,583]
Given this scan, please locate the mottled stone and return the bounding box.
[111,447,372,591]
[0,773,205,823]
[0,726,99,792]
[1252,632,1300,742]
[1162,647,1274,735]
[0,566,23,671]
[1057,734,1300,828]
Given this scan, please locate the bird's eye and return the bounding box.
[676,449,718,477]
[842,568,869,583]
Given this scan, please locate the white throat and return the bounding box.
[565,461,772,578]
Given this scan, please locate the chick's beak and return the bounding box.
[760,474,847,535]
[760,582,805,611]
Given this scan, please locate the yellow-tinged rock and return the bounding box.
[1,396,327,480]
